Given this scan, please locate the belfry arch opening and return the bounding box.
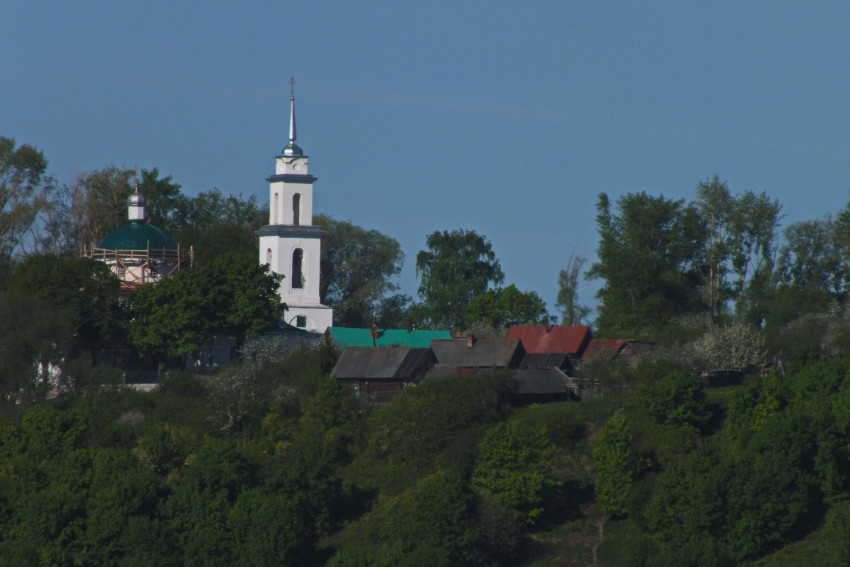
[273,193,279,224]
[293,193,301,225]
[292,248,304,288]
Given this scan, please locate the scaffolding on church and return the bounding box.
[82,242,195,293]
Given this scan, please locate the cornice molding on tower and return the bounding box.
[266,174,318,184]
[255,225,325,238]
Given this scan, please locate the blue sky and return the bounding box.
[3,2,850,322]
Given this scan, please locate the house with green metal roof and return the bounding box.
[328,327,452,349]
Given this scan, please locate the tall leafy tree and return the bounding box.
[129,254,282,360]
[693,177,782,324]
[138,167,189,232]
[0,136,54,260]
[415,229,504,329]
[0,292,72,400]
[776,217,844,308]
[10,255,123,347]
[171,189,264,263]
[66,166,135,250]
[728,190,782,322]
[694,176,733,323]
[556,251,591,325]
[588,192,704,335]
[314,214,408,327]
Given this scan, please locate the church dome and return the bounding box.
[128,190,146,208]
[98,220,177,251]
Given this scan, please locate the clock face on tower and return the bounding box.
[293,163,301,172]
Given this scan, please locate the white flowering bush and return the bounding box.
[681,322,766,373]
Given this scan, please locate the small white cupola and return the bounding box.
[128,184,146,222]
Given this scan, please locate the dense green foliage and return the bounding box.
[463,284,550,330]
[2,324,850,565]
[415,229,504,329]
[10,137,850,566]
[128,254,282,360]
[0,136,53,260]
[315,214,409,328]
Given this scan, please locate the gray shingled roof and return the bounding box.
[429,338,524,368]
[331,347,435,380]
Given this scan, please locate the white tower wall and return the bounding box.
[256,83,333,333]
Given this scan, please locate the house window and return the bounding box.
[296,315,307,328]
[293,193,301,226]
[292,248,304,288]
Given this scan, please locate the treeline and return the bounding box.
[588,177,850,353]
[1,135,553,333]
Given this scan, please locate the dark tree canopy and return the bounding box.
[128,254,282,359]
[170,189,264,264]
[314,214,408,327]
[415,229,504,329]
[588,192,705,335]
[66,166,135,251]
[463,284,549,330]
[10,255,123,347]
[0,136,53,260]
[138,167,186,232]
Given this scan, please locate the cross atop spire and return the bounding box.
[283,77,303,157]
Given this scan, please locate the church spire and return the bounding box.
[283,77,303,157]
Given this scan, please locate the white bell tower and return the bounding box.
[256,79,333,333]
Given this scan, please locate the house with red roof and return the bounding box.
[506,325,593,357]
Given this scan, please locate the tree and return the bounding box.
[774,217,844,315]
[692,178,782,325]
[471,422,556,525]
[10,255,123,346]
[463,284,549,330]
[556,251,591,325]
[171,189,263,263]
[0,136,54,260]
[694,176,733,323]
[588,192,704,335]
[129,254,282,360]
[314,215,408,327]
[66,166,135,250]
[592,414,637,517]
[138,167,189,232]
[727,190,781,322]
[415,229,504,329]
[642,370,712,429]
[0,292,71,400]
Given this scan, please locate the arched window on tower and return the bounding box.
[273,193,279,224]
[292,248,304,289]
[293,193,301,226]
[265,248,272,265]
